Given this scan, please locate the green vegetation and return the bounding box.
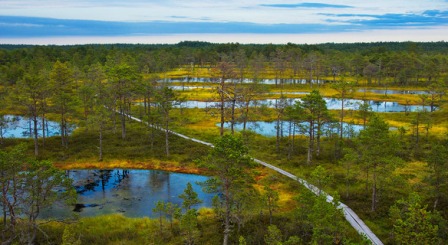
[0,41,447,244]
[0,144,75,244]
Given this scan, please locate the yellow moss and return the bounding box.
[54,159,210,175]
[394,161,431,185]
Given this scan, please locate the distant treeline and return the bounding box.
[1,40,448,52]
[1,41,447,87]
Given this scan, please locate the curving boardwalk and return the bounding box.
[253,159,383,245]
[123,112,383,245]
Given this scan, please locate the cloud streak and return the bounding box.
[260,2,352,9]
[0,16,356,37]
[322,10,448,27]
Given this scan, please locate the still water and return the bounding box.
[220,121,366,138]
[358,88,428,95]
[0,115,73,138]
[41,169,214,219]
[161,77,328,85]
[179,98,433,112]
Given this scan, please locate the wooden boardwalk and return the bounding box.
[125,113,383,245]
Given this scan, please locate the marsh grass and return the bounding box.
[38,214,179,244]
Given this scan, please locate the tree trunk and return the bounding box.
[1,173,7,228]
[309,66,313,88]
[99,122,103,161]
[28,119,32,139]
[316,119,321,157]
[275,100,281,152]
[371,165,377,212]
[32,115,38,156]
[292,123,296,156]
[144,95,147,115]
[365,162,370,195]
[64,122,69,147]
[340,98,345,140]
[120,105,126,140]
[223,184,230,245]
[220,79,225,136]
[61,113,65,147]
[415,112,420,148]
[230,99,236,135]
[287,121,293,160]
[307,121,314,164]
[41,114,46,146]
[243,103,249,132]
[220,99,225,136]
[165,113,170,157]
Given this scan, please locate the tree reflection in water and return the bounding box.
[40,169,213,219]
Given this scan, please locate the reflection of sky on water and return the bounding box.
[170,85,212,90]
[358,88,428,95]
[325,98,433,112]
[166,81,429,96]
[40,169,214,219]
[178,98,432,112]
[161,77,328,85]
[220,121,367,138]
[221,121,398,138]
[0,115,72,138]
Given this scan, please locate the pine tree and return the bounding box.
[179,182,202,211]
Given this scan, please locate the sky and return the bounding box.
[0,0,447,45]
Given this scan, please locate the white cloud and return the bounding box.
[0,22,43,27]
[0,0,447,32]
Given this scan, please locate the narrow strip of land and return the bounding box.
[124,112,383,245]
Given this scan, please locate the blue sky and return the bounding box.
[0,0,447,44]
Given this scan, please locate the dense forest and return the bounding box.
[0,41,447,244]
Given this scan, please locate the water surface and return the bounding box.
[41,169,214,219]
[160,77,329,85]
[178,98,433,112]
[220,121,365,138]
[358,88,428,95]
[0,115,72,138]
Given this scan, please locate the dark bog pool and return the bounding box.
[41,169,214,219]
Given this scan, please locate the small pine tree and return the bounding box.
[390,193,441,244]
[152,200,166,234]
[179,182,202,211]
[180,209,200,245]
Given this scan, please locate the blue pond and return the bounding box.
[161,77,328,85]
[180,98,432,112]
[220,121,365,138]
[0,115,72,138]
[41,169,214,218]
[358,88,428,95]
